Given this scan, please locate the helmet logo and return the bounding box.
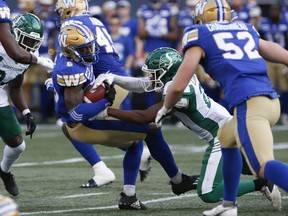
[59,34,68,47]
[195,1,208,16]
[62,0,76,8]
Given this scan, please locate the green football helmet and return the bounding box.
[142,47,183,92]
[12,13,44,52]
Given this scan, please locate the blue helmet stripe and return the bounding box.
[215,0,224,21]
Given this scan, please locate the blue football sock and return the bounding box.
[222,148,242,203]
[123,140,143,185]
[71,139,101,166]
[145,129,179,178]
[264,160,288,192]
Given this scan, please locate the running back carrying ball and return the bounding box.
[83,83,106,103]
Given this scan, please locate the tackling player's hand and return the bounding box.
[36,56,54,73]
[92,72,114,90]
[105,84,116,106]
[25,113,37,139]
[155,106,172,128]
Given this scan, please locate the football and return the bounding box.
[83,83,106,103]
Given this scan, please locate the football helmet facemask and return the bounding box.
[55,0,89,22]
[59,23,98,66]
[142,47,182,92]
[194,0,231,24]
[12,13,44,52]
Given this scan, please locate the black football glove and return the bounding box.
[104,83,116,106]
[25,113,37,139]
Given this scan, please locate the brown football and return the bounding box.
[83,83,106,103]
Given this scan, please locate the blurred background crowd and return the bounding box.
[5,0,288,126]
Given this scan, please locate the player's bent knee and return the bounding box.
[198,192,221,203]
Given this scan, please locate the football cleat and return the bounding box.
[118,192,147,210]
[80,167,115,188]
[170,174,199,195]
[0,168,19,196]
[261,181,282,211]
[203,204,237,216]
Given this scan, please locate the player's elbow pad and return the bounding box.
[68,99,109,122]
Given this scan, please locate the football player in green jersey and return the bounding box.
[0,13,43,196]
[93,47,281,210]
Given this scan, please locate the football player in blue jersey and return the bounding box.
[53,21,198,210]
[0,0,53,71]
[155,0,288,215]
[94,47,282,210]
[54,0,124,188]
[0,13,43,197]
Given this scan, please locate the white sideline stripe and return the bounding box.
[57,192,109,199]
[13,143,288,167]
[21,194,197,215]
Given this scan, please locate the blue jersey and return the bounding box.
[0,0,10,23]
[52,53,94,122]
[137,4,178,52]
[62,15,126,77]
[258,17,288,49]
[182,22,278,111]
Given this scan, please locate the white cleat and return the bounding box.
[261,181,282,211]
[81,162,116,188]
[203,204,237,216]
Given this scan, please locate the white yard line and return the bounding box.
[21,194,197,215]
[56,193,109,199]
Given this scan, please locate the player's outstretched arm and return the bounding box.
[107,102,164,124]
[259,39,288,66]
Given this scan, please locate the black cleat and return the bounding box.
[170,174,199,195]
[118,192,147,210]
[0,168,19,196]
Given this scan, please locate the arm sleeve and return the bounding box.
[113,75,150,93]
[69,98,110,122]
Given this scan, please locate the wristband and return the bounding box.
[22,109,31,116]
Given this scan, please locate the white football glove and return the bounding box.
[36,56,54,73]
[155,106,172,128]
[88,108,109,121]
[92,73,115,91]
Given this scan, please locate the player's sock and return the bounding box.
[1,142,26,173]
[237,180,257,196]
[253,178,267,191]
[71,139,101,166]
[123,140,143,185]
[123,185,136,196]
[145,129,179,178]
[221,147,242,203]
[264,160,288,192]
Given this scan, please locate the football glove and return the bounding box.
[92,72,114,90]
[24,113,36,139]
[104,83,116,106]
[36,56,54,73]
[155,106,172,128]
